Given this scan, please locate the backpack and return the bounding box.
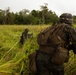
[37,23,69,65]
[37,25,56,45]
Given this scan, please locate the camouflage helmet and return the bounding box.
[59,13,73,24]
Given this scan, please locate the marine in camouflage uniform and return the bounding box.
[35,13,76,75]
[20,29,29,45]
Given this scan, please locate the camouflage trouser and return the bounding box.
[35,51,64,75]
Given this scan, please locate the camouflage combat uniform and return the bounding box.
[35,23,76,75]
[20,29,29,45]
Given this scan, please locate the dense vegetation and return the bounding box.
[0,4,76,25]
[0,25,76,75]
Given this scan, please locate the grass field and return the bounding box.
[0,25,76,75]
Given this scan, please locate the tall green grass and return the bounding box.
[0,25,76,75]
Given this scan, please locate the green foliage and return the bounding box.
[0,5,59,25]
[0,25,76,75]
[0,25,41,75]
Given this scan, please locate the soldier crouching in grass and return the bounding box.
[19,28,33,45]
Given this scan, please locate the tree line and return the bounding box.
[0,4,76,25]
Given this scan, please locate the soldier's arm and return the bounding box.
[65,25,76,54]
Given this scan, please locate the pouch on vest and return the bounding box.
[37,25,56,45]
[29,51,37,74]
[51,47,69,65]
